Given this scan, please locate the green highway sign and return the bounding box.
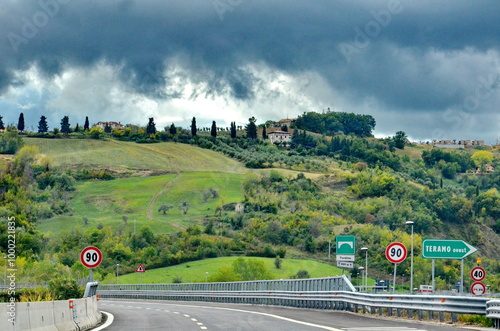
[336,236,355,255]
[422,239,477,260]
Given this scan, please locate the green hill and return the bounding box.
[25,137,246,174]
[101,257,346,284]
[38,171,245,234]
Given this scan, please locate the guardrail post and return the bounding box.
[451,313,458,323]
[418,310,423,320]
[407,309,413,318]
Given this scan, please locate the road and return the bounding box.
[96,299,479,331]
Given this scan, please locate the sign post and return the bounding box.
[385,243,407,294]
[136,264,146,284]
[80,246,103,282]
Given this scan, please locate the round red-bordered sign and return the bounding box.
[80,246,103,269]
[470,267,486,282]
[470,282,486,296]
[385,242,407,264]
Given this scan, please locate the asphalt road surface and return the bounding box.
[96,299,482,331]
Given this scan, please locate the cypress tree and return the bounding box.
[169,123,177,135]
[262,126,267,140]
[191,117,197,136]
[211,121,217,138]
[146,117,156,134]
[245,117,257,139]
[0,116,5,130]
[230,121,237,138]
[60,116,71,134]
[84,116,90,131]
[17,113,25,132]
[38,115,49,133]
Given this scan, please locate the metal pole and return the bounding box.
[116,264,119,284]
[410,223,414,294]
[328,240,331,260]
[460,259,464,295]
[393,263,397,294]
[89,268,94,282]
[365,251,368,288]
[432,259,435,294]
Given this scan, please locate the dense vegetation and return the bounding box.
[0,111,499,293]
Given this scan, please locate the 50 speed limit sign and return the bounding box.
[385,242,407,264]
[80,246,103,269]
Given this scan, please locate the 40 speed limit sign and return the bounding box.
[80,246,103,269]
[470,266,486,282]
[385,242,407,264]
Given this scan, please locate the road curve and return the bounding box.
[96,299,478,331]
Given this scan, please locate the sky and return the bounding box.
[0,0,499,143]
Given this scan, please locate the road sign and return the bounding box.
[135,264,146,272]
[336,236,355,255]
[422,239,477,260]
[80,246,103,269]
[336,255,355,262]
[470,282,486,296]
[419,285,433,294]
[337,261,354,268]
[470,267,486,282]
[385,242,407,264]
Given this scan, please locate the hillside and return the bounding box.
[1,127,499,291]
[25,137,247,175]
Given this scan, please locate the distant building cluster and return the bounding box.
[420,139,485,149]
[95,121,124,130]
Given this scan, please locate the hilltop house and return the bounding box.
[95,121,124,130]
[268,130,291,145]
[475,164,495,174]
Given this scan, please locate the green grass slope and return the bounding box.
[101,257,344,284]
[25,138,246,174]
[37,172,245,234]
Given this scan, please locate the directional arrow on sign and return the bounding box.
[422,239,477,260]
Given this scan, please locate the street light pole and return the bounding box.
[116,264,120,284]
[358,267,365,291]
[406,221,414,294]
[361,247,368,289]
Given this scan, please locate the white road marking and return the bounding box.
[200,327,207,330]
[191,318,198,321]
[184,314,190,317]
[159,303,343,331]
[91,311,114,331]
[343,328,426,331]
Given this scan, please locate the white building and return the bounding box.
[268,131,291,144]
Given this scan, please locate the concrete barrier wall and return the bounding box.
[0,296,100,331]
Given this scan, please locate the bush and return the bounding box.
[48,277,84,300]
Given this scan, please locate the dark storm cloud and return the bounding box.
[0,0,499,137]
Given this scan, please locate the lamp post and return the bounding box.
[361,247,368,289]
[116,264,120,284]
[205,272,209,283]
[358,267,364,290]
[405,221,414,294]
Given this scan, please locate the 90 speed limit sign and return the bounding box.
[80,246,103,269]
[385,242,407,264]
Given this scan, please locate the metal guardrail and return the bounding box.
[97,276,493,325]
[98,276,356,293]
[487,300,500,329]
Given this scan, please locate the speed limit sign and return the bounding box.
[470,267,486,282]
[80,246,103,269]
[385,242,407,264]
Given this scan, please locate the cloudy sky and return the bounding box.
[0,0,499,142]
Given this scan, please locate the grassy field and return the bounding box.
[37,172,245,234]
[101,256,345,284]
[24,138,246,174]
